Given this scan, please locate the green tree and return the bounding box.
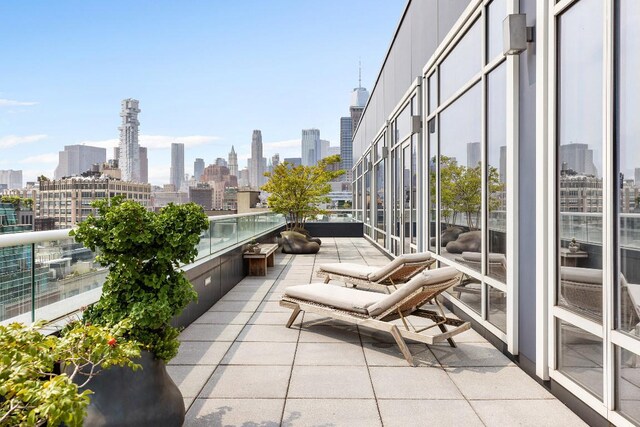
[0,195,33,211]
[70,197,209,362]
[37,175,50,182]
[262,155,345,231]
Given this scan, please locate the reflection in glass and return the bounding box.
[411,136,418,245]
[487,63,507,282]
[557,0,603,321]
[488,286,506,332]
[616,0,640,340]
[356,176,362,221]
[557,319,603,400]
[403,145,411,253]
[448,274,481,315]
[428,71,438,113]
[486,0,507,63]
[365,160,371,228]
[616,346,640,424]
[395,104,411,144]
[440,19,482,103]
[439,83,482,272]
[393,149,401,241]
[375,160,385,231]
[428,119,438,253]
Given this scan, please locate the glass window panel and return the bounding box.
[395,104,411,144]
[486,0,507,63]
[616,0,640,340]
[440,19,482,103]
[429,71,438,113]
[439,83,482,271]
[394,149,402,239]
[403,145,411,253]
[557,319,603,400]
[616,346,640,425]
[376,160,385,231]
[488,285,506,332]
[487,62,507,283]
[449,275,482,315]
[365,170,371,225]
[557,0,603,322]
[411,136,418,245]
[428,118,438,253]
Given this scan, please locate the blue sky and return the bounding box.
[0,0,405,185]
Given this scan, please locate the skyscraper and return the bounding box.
[467,142,481,168]
[215,157,228,167]
[170,143,185,190]
[54,145,106,179]
[301,129,320,166]
[559,143,598,176]
[228,146,238,177]
[0,170,23,189]
[194,158,205,182]
[118,99,141,182]
[139,146,148,184]
[341,66,370,182]
[248,130,266,188]
[320,140,330,160]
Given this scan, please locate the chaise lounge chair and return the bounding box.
[316,252,436,293]
[281,266,470,366]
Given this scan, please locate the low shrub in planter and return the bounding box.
[0,320,140,427]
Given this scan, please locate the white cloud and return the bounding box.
[77,134,221,151]
[0,98,38,107]
[0,134,48,148]
[20,153,59,164]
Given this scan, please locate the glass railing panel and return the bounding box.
[0,242,34,322]
[210,217,238,254]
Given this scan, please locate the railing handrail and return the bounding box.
[0,210,280,249]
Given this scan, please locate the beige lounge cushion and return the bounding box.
[284,283,386,314]
[318,263,379,280]
[367,252,433,282]
[460,252,506,264]
[560,267,602,285]
[367,267,459,316]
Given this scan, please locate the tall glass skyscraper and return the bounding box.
[118,99,141,182]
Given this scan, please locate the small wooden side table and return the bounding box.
[244,243,279,276]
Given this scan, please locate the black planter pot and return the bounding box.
[75,350,184,427]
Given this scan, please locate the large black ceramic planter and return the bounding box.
[76,351,184,427]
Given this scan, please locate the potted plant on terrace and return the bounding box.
[0,320,140,427]
[262,155,344,254]
[69,196,209,426]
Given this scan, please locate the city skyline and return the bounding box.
[0,0,403,185]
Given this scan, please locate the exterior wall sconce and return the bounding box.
[411,115,421,134]
[503,14,534,55]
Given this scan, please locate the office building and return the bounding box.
[194,158,205,182]
[139,146,148,184]
[0,170,23,190]
[228,146,238,177]
[38,177,151,228]
[340,116,353,181]
[350,1,640,424]
[319,139,330,160]
[248,130,266,188]
[118,99,141,182]
[170,143,185,191]
[284,157,302,167]
[189,184,214,210]
[301,128,320,166]
[215,158,228,167]
[54,146,106,179]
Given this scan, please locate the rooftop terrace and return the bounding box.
[168,238,586,426]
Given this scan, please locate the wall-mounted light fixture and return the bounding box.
[411,115,421,134]
[503,14,534,55]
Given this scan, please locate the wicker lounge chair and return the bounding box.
[316,252,436,293]
[281,267,470,366]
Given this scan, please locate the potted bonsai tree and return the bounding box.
[262,155,344,254]
[69,196,209,426]
[0,320,140,427]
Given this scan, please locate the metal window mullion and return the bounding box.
[603,0,615,412]
[480,3,488,323]
[505,0,520,356]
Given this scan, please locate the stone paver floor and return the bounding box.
[168,238,586,427]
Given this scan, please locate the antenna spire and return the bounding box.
[358,59,362,88]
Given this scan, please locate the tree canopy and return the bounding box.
[262,154,345,230]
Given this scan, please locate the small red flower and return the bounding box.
[107,337,117,347]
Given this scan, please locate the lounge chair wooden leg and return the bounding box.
[286,306,302,328]
[389,325,414,366]
[438,323,456,348]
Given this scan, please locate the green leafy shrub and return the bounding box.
[70,197,209,362]
[0,320,140,427]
